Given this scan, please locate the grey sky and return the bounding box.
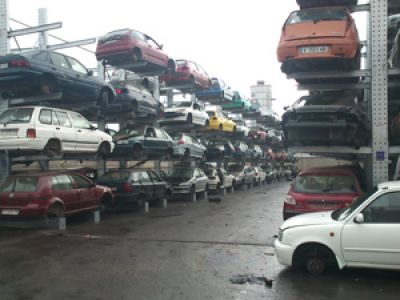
[9,0,368,116]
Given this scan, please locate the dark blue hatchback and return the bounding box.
[0,50,115,107]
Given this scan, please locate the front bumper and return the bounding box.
[274,239,295,267]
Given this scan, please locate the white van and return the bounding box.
[0,106,114,157]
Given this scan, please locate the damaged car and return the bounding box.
[282,92,369,147]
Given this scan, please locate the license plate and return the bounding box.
[299,46,329,54]
[0,63,7,69]
[0,130,17,137]
[1,209,19,216]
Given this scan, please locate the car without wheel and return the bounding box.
[172,133,207,159]
[278,7,361,74]
[275,181,400,275]
[166,167,209,200]
[195,77,234,102]
[160,59,210,90]
[227,164,256,188]
[112,125,174,159]
[161,101,209,127]
[97,169,168,206]
[204,167,235,194]
[284,166,364,220]
[0,106,114,158]
[0,172,113,219]
[96,28,175,74]
[0,50,115,108]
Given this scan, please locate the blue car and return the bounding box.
[195,77,233,102]
[0,50,115,108]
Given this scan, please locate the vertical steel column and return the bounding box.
[38,8,48,49]
[0,0,9,56]
[371,0,388,186]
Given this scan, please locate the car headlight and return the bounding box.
[285,195,296,205]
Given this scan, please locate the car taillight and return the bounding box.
[26,129,36,139]
[115,88,127,94]
[285,195,296,205]
[9,59,30,68]
[122,183,133,192]
[177,140,185,145]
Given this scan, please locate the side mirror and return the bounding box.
[354,213,365,224]
[87,70,94,76]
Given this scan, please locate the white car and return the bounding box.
[233,120,249,137]
[161,101,209,126]
[274,181,400,275]
[254,167,266,183]
[0,106,114,158]
[204,167,235,193]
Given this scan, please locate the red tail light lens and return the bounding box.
[177,140,185,145]
[26,129,36,139]
[9,59,30,68]
[122,183,133,192]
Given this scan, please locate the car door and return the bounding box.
[139,171,155,201]
[144,35,166,66]
[51,175,80,212]
[148,171,165,200]
[54,110,77,152]
[48,52,75,97]
[37,108,59,148]
[192,103,203,124]
[195,169,208,192]
[341,191,400,267]
[66,56,98,101]
[69,112,99,152]
[70,174,97,209]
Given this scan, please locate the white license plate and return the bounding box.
[0,63,8,69]
[1,209,19,216]
[299,46,329,54]
[0,130,17,137]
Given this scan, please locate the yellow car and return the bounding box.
[206,110,236,132]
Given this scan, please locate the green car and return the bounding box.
[222,91,251,112]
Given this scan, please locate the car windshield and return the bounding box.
[98,171,131,183]
[0,108,34,124]
[286,8,347,25]
[228,165,242,173]
[332,188,378,221]
[168,168,194,181]
[294,174,357,194]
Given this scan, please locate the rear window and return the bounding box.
[99,171,132,183]
[286,8,347,25]
[0,176,38,193]
[295,175,356,194]
[0,108,34,124]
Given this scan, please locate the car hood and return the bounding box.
[281,211,335,230]
[284,21,348,41]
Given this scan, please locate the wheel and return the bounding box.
[39,76,57,94]
[133,144,143,158]
[47,203,64,218]
[167,60,175,74]
[184,149,190,159]
[100,194,113,212]
[98,142,111,159]
[132,48,142,62]
[293,244,337,275]
[306,258,326,276]
[205,119,210,127]
[44,140,61,158]
[187,114,193,124]
[99,89,110,109]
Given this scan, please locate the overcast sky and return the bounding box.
[8,0,368,116]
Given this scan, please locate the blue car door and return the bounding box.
[48,52,74,96]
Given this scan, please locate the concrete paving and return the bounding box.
[0,181,400,300]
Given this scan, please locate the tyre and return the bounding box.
[293,244,337,275]
[184,149,190,159]
[132,48,142,62]
[99,90,111,109]
[100,194,113,212]
[98,142,111,159]
[39,76,57,94]
[44,140,61,158]
[187,114,193,124]
[47,203,64,218]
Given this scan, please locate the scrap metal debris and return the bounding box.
[230,274,273,288]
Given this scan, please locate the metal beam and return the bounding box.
[0,0,9,56]
[38,8,48,49]
[8,22,62,37]
[288,69,371,80]
[47,38,96,51]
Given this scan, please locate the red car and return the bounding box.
[96,28,175,74]
[283,166,363,220]
[160,59,210,89]
[0,172,113,219]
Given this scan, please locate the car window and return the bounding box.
[363,192,400,223]
[294,175,356,194]
[0,177,15,192]
[14,177,38,192]
[24,51,48,62]
[131,31,145,40]
[154,128,164,138]
[69,112,91,129]
[67,57,87,74]
[148,171,161,182]
[98,171,132,183]
[286,8,347,25]
[198,170,205,177]
[50,52,69,69]
[53,175,73,191]
[140,172,152,183]
[52,111,60,126]
[55,111,72,128]
[39,109,52,125]
[0,108,34,124]
[145,127,156,137]
[146,37,161,49]
[71,174,92,189]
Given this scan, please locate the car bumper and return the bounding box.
[0,138,47,151]
[274,239,295,267]
[0,68,41,89]
[0,205,47,219]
